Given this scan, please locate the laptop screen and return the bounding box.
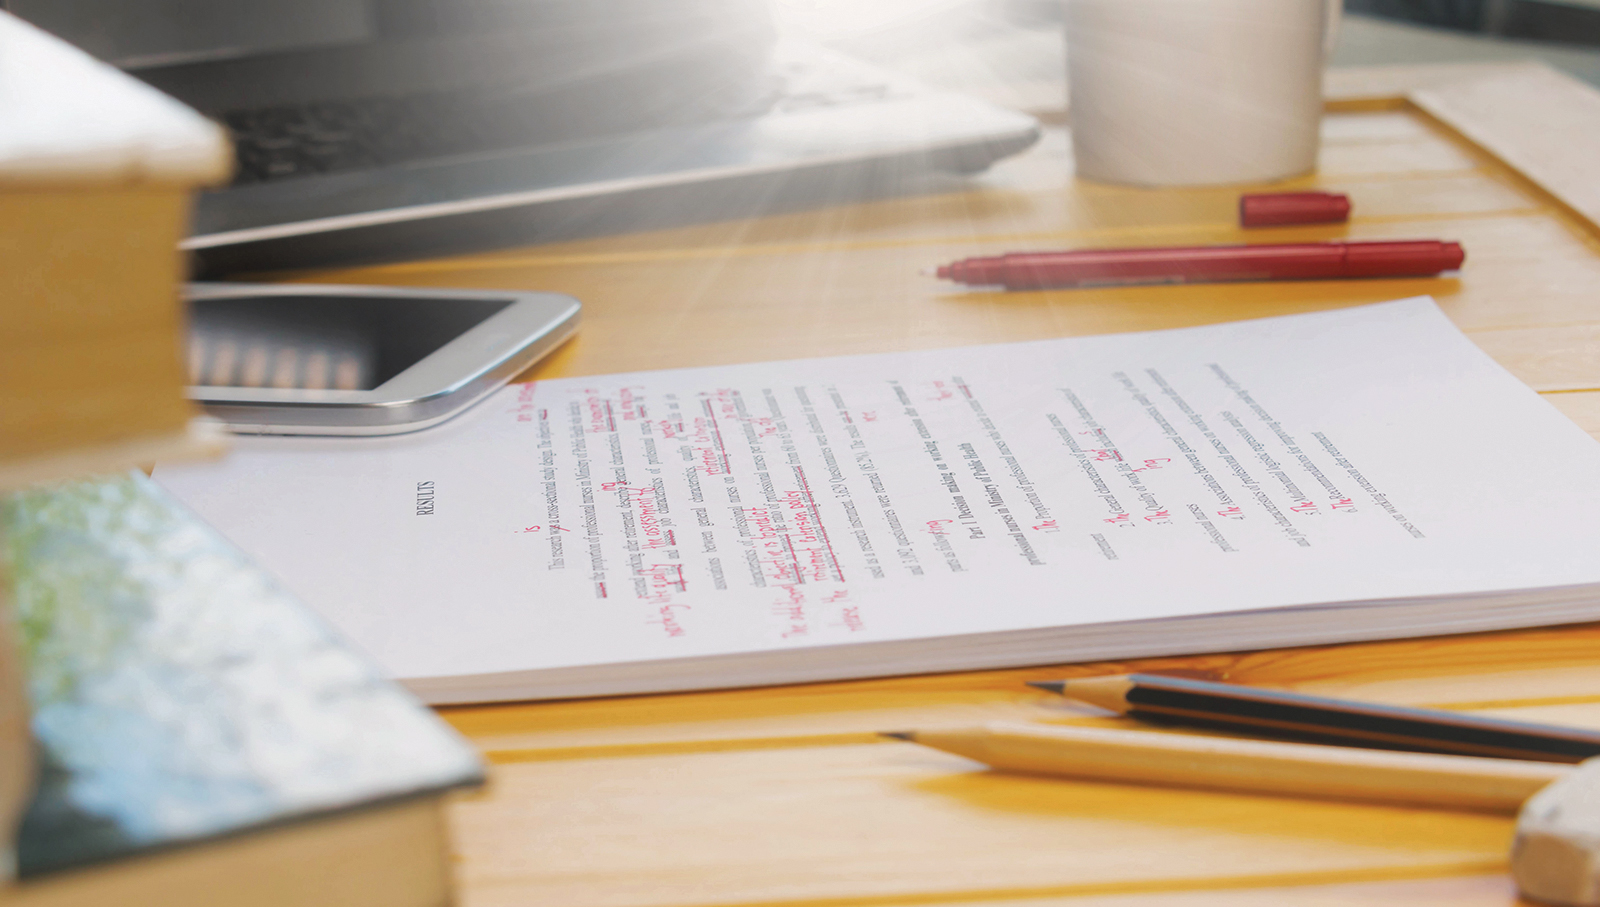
[4,0,374,69]
[5,0,776,113]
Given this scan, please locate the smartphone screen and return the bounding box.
[188,293,511,391]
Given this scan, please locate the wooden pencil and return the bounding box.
[882,722,1569,813]
[1028,673,1600,763]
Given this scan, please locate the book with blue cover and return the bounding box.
[1,473,483,904]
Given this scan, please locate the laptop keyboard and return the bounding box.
[221,49,904,185]
[223,83,777,185]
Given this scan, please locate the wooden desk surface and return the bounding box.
[297,63,1600,907]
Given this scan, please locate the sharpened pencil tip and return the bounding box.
[1027,681,1066,694]
[878,731,917,741]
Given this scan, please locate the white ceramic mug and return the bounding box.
[1066,0,1342,186]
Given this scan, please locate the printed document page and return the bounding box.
[155,299,1600,687]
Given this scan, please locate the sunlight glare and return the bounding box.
[769,0,975,40]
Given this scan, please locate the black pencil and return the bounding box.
[1028,673,1600,764]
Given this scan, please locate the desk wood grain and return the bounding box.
[294,65,1600,907]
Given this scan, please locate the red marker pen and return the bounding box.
[934,240,1464,291]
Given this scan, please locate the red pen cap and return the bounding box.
[1239,192,1351,228]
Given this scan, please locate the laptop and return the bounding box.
[9,0,1040,275]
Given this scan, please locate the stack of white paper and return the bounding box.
[156,299,1600,704]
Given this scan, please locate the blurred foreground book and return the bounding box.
[0,474,484,906]
[0,10,229,485]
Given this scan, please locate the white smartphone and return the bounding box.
[186,282,579,435]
